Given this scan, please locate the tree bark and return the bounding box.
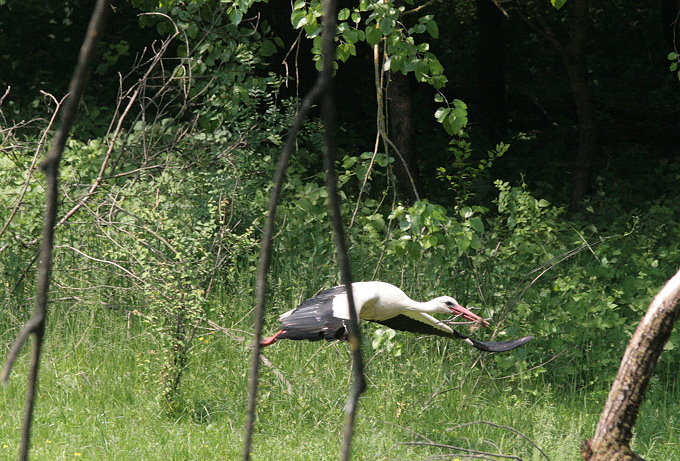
[476,0,507,135]
[387,70,421,201]
[565,0,596,208]
[582,268,680,461]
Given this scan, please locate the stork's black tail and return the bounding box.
[467,335,535,352]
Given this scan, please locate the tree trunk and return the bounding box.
[565,0,596,208]
[582,269,680,461]
[476,0,507,135]
[387,71,420,201]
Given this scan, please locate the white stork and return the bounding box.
[261,281,533,352]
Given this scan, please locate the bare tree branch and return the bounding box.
[582,268,680,461]
[0,2,110,460]
[242,2,366,459]
[55,245,146,284]
[316,2,366,460]
[206,320,293,395]
[449,420,551,461]
[56,24,180,229]
[402,441,522,460]
[0,92,66,241]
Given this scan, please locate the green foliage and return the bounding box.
[437,135,509,204]
[371,327,403,357]
[668,51,680,81]
[292,0,447,87]
[434,98,468,136]
[388,200,485,258]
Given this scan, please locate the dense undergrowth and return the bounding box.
[2,1,680,459]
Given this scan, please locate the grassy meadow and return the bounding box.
[2,293,679,461]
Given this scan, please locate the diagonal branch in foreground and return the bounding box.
[582,268,680,461]
[241,7,335,461]
[316,2,366,461]
[1,1,110,460]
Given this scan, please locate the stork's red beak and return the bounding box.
[450,303,490,327]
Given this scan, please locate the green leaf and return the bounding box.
[365,25,382,46]
[470,216,484,233]
[304,22,322,37]
[425,20,439,38]
[428,57,443,75]
[667,52,679,60]
[550,0,568,9]
[456,232,471,253]
[338,8,350,20]
[434,107,451,123]
[389,55,402,72]
[378,18,394,34]
[229,9,243,25]
[291,10,307,29]
[343,28,359,44]
[453,99,468,110]
[470,232,482,250]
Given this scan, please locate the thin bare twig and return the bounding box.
[56,22,180,228]
[402,0,441,16]
[0,2,109,460]
[0,92,67,241]
[55,245,145,284]
[402,441,522,460]
[448,420,551,461]
[206,320,293,395]
[0,86,10,105]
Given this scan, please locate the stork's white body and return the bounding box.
[262,281,533,352]
[280,281,452,326]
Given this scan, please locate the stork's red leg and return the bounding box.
[260,329,285,347]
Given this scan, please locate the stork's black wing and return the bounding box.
[373,314,533,353]
[278,286,349,342]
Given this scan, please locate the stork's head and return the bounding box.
[431,296,490,327]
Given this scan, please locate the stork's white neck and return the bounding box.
[404,298,447,314]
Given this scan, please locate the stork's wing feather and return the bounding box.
[372,314,534,353]
[278,286,349,341]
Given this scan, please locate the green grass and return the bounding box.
[2,306,679,461]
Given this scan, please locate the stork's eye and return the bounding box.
[445,301,454,306]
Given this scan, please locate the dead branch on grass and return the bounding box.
[206,320,293,395]
[403,418,549,461]
[403,441,522,460]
